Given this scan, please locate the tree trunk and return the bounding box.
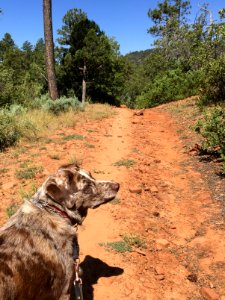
[81,62,87,104]
[43,0,59,100]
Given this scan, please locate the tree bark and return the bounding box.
[43,0,59,100]
[81,62,87,104]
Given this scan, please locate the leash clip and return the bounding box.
[73,259,83,300]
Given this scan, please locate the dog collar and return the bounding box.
[46,204,72,222]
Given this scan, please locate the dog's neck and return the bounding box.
[30,191,82,226]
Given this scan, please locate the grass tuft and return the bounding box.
[100,234,146,253]
[114,159,135,168]
[6,204,19,218]
[15,164,43,180]
[63,134,85,141]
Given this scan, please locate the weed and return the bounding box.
[102,241,132,253]
[123,234,147,249]
[6,204,19,218]
[101,234,146,253]
[19,184,37,199]
[63,134,85,141]
[68,154,83,166]
[86,129,96,133]
[85,143,95,149]
[114,159,135,168]
[85,104,116,120]
[0,111,21,150]
[10,148,26,158]
[39,147,47,150]
[15,165,43,180]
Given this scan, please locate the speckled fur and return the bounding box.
[0,164,119,300]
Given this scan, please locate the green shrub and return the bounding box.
[195,106,225,171]
[136,68,204,108]
[199,54,225,105]
[101,234,146,253]
[42,96,80,114]
[0,110,21,150]
[6,104,27,116]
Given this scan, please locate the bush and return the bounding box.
[135,68,204,108]
[195,106,225,155]
[199,54,225,105]
[42,96,81,115]
[0,110,21,150]
[195,106,225,173]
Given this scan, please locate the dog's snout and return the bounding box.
[111,182,120,191]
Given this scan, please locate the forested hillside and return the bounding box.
[0,1,225,163]
[1,1,225,109]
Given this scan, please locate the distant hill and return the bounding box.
[124,49,153,64]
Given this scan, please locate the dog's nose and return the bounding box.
[112,182,120,191]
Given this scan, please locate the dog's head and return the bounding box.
[39,164,119,223]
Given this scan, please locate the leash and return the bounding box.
[72,237,83,300]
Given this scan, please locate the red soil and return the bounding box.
[0,105,225,300]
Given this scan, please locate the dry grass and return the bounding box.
[14,104,116,143]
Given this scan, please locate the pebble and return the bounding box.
[129,187,142,194]
[155,239,170,249]
[200,287,220,300]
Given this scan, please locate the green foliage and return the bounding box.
[63,134,85,141]
[6,204,19,218]
[19,184,38,200]
[0,110,21,150]
[103,241,132,253]
[114,159,136,167]
[200,55,225,104]
[57,9,125,104]
[101,234,146,253]
[195,107,225,157]
[0,34,46,108]
[136,68,204,108]
[42,96,80,114]
[15,165,43,180]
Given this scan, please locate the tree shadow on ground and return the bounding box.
[70,255,124,300]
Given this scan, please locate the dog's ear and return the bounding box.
[46,181,65,202]
[45,170,77,203]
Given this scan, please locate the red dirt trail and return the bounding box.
[0,106,225,300]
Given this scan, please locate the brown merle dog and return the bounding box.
[0,164,119,300]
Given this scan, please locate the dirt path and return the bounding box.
[0,106,225,299]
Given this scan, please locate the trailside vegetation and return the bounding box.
[0,3,225,152]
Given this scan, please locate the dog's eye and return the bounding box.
[83,181,96,194]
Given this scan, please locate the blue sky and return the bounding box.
[0,0,223,55]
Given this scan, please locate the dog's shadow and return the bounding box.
[70,255,124,300]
